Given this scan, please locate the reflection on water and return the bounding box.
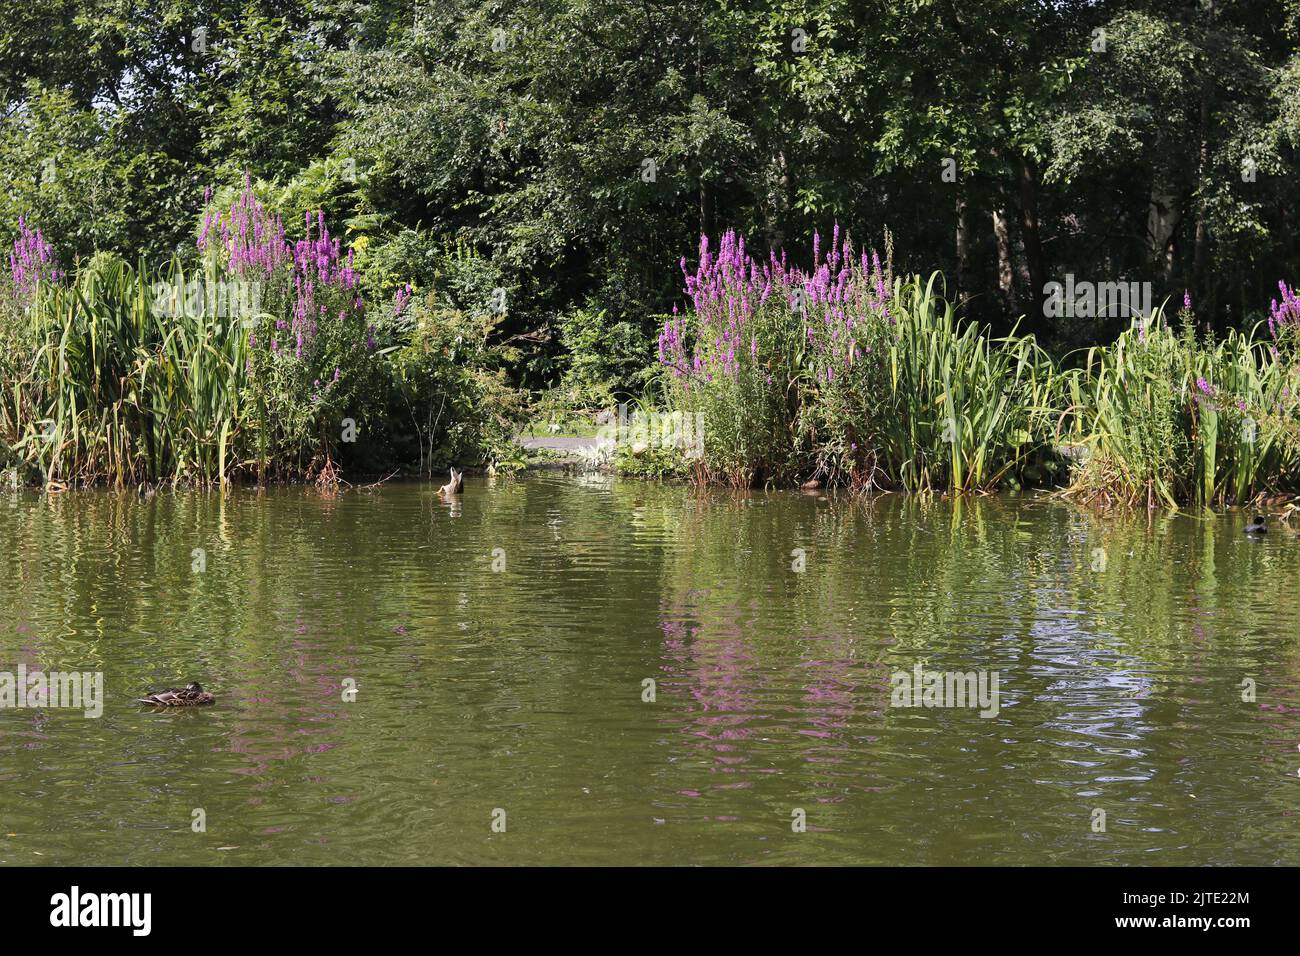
[0,477,1297,865]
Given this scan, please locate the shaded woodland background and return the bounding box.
[4,0,1298,387]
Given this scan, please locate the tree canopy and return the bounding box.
[4,0,1298,376]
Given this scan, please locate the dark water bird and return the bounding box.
[1244,514,1268,535]
[138,682,215,707]
[438,467,463,497]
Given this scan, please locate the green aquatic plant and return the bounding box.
[860,273,1055,494]
[1,252,249,486]
[1058,299,1300,508]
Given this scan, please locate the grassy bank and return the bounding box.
[5,207,1298,508]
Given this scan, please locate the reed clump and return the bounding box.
[658,230,1299,506]
[658,228,1057,495]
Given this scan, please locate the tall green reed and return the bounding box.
[1058,302,1299,508]
[2,253,250,486]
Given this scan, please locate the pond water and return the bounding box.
[0,475,1297,865]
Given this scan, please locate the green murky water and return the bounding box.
[0,475,1297,865]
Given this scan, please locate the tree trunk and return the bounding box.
[1193,0,1215,279]
[767,148,791,251]
[1147,184,1181,281]
[1017,156,1046,324]
[992,205,1015,313]
[956,193,973,306]
[1193,96,1210,277]
[699,178,710,240]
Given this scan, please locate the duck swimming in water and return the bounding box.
[138,682,215,707]
[1244,514,1268,535]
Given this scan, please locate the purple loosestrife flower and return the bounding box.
[199,175,289,278]
[394,283,414,316]
[200,174,370,360]
[8,215,64,296]
[1269,281,1300,338]
[670,227,895,394]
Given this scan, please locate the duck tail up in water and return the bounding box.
[438,468,463,497]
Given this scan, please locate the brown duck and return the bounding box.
[138,682,215,707]
[438,468,463,496]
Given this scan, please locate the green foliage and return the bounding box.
[8,1,1300,378]
[0,84,195,262]
[0,253,248,485]
[269,157,377,240]
[384,295,525,473]
[357,228,444,302]
[614,437,692,482]
[668,302,805,490]
[665,268,1054,493]
[194,11,334,184]
[1060,306,1300,508]
[822,274,1055,494]
[0,194,521,486]
[4,0,1300,499]
[555,306,654,404]
[243,292,382,481]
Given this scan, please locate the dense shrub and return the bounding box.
[385,295,525,473]
[658,228,1298,504]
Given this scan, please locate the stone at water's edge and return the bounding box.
[1053,443,1091,463]
[517,435,599,451]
